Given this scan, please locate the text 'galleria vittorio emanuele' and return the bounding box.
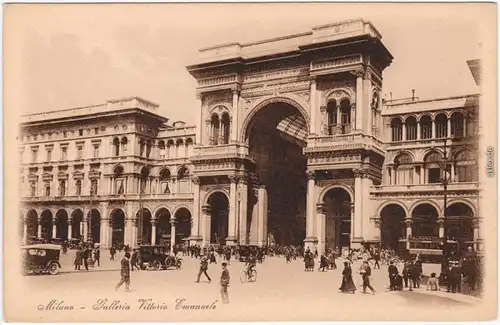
[19,19,481,256]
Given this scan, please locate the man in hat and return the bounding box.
[115,252,131,292]
[220,262,230,303]
[196,255,211,283]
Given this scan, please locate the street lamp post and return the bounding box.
[237,190,242,245]
[440,139,452,256]
[88,186,93,241]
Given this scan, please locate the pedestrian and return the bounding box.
[94,247,100,267]
[388,261,398,290]
[220,262,230,304]
[339,261,356,294]
[115,252,131,292]
[110,246,116,260]
[82,246,90,271]
[360,261,375,294]
[426,272,439,291]
[409,261,421,290]
[131,249,140,271]
[74,248,82,270]
[373,251,381,269]
[319,253,328,272]
[196,256,211,283]
[402,261,410,288]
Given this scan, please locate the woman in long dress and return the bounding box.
[339,261,356,293]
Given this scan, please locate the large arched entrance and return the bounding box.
[40,210,53,240]
[88,209,101,243]
[245,101,308,246]
[110,209,125,246]
[55,209,69,240]
[323,188,352,250]
[71,209,84,240]
[380,204,406,251]
[137,208,152,245]
[155,208,171,245]
[174,208,192,244]
[207,192,229,245]
[25,210,38,239]
[445,202,474,252]
[412,203,439,237]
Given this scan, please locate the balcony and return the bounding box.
[192,143,249,160]
[305,132,384,155]
[371,182,479,196]
[21,193,195,203]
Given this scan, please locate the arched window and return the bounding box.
[340,99,351,134]
[466,111,477,137]
[113,138,120,156]
[140,167,150,194]
[146,141,152,158]
[211,114,220,145]
[166,140,174,159]
[391,118,403,141]
[221,113,230,144]
[451,112,465,138]
[405,116,417,140]
[159,168,171,194]
[175,139,184,158]
[139,139,146,157]
[30,182,37,197]
[327,100,338,135]
[158,141,166,159]
[424,151,443,184]
[121,137,128,155]
[185,138,194,158]
[455,150,477,182]
[75,180,82,196]
[394,153,414,185]
[435,113,447,138]
[59,180,66,196]
[420,115,432,139]
[177,167,190,193]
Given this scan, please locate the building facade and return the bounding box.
[19,19,481,253]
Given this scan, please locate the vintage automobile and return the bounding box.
[137,245,182,271]
[21,244,62,275]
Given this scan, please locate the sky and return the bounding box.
[5,3,491,125]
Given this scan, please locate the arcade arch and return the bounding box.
[379,204,406,251]
[110,209,125,246]
[154,207,172,245]
[174,207,192,244]
[207,191,229,245]
[323,187,352,250]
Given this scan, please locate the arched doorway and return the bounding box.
[40,210,53,240]
[412,203,439,237]
[71,209,84,240]
[55,209,69,240]
[380,204,406,251]
[25,210,38,239]
[323,188,352,250]
[137,208,152,245]
[155,208,171,245]
[174,208,192,244]
[245,101,308,246]
[445,202,474,252]
[88,209,101,243]
[207,192,229,245]
[110,209,125,246]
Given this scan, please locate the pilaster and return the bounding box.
[226,175,238,244]
[238,177,249,245]
[355,71,364,131]
[310,79,317,135]
[201,205,211,247]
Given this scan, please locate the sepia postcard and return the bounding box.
[3,2,498,322]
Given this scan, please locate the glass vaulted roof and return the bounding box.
[276,114,307,145]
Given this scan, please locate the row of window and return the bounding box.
[209,113,230,145]
[29,179,98,197]
[390,112,476,142]
[22,126,106,143]
[27,143,100,164]
[112,137,195,159]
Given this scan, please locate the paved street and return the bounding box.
[13,249,482,322]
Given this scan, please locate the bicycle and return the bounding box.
[240,268,257,283]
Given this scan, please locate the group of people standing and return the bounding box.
[73,243,100,270]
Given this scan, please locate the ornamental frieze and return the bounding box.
[243,67,309,83]
[311,55,362,72]
[317,79,355,92]
[303,143,365,152]
[203,92,232,109]
[198,74,238,87]
[241,81,310,98]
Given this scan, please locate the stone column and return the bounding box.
[170,218,176,253]
[238,177,248,246]
[68,218,73,240]
[355,71,364,131]
[37,217,42,238]
[319,106,327,135]
[450,163,455,182]
[316,203,326,256]
[437,217,445,238]
[310,79,317,134]
[151,218,157,245]
[231,90,239,143]
[23,221,28,243]
[52,219,57,239]
[402,122,407,141]
[447,117,451,138]
[352,169,364,248]
[336,103,341,132]
[226,175,238,245]
[257,185,268,246]
[201,205,211,247]
[431,119,436,139]
[190,177,202,244]
[351,103,357,131]
[83,216,88,242]
[417,121,421,140]
[473,218,480,251]
[304,171,316,249]
[404,218,412,250]
[363,74,372,134]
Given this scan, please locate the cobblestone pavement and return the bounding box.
[14,251,482,322]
